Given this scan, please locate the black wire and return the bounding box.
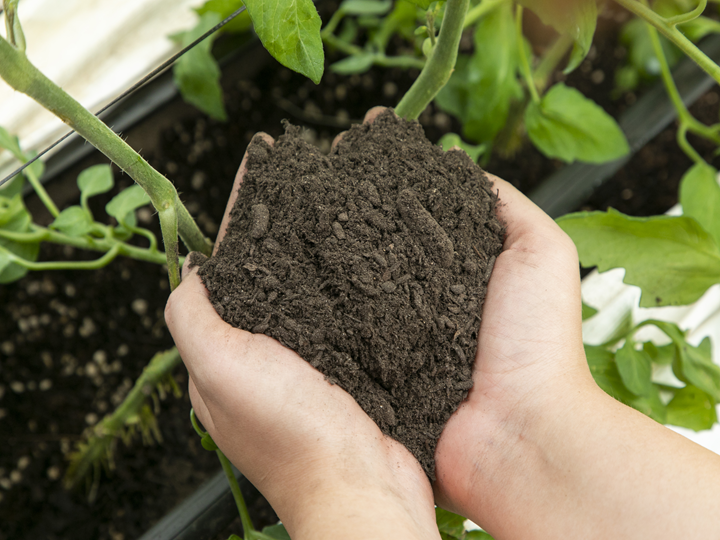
[0,5,247,189]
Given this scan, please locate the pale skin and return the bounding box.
[165,108,720,540]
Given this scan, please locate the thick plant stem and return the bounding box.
[0,34,212,285]
[395,0,469,120]
[613,0,720,86]
[64,347,182,490]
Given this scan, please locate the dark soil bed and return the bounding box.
[2,7,720,539]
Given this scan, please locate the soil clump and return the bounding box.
[196,110,505,478]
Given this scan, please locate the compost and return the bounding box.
[196,110,505,478]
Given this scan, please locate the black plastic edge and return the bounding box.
[138,465,263,540]
[529,34,720,217]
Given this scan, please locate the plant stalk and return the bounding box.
[463,0,506,29]
[0,30,211,287]
[613,0,720,86]
[395,0,470,119]
[516,6,541,104]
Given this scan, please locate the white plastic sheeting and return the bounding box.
[0,0,204,177]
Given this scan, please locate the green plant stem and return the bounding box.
[463,0,506,28]
[678,124,706,165]
[0,243,121,270]
[645,17,720,151]
[516,5,540,104]
[216,449,257,538]
[24,161,60,218]
[0,29,211,287]
[533,34,573,92]
[321,8,346,38]
[395,0,469,119]
[64,347,182,488]
[322,33,426,69]
[4,0,25,51]
[613,0,720,86]
[665,0,706,26]
[0,223,171,265]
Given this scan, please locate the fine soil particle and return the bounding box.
[196,111,505,479]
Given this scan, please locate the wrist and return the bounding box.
[269,441,440,540]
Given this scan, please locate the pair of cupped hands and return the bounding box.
[164,108,670,539]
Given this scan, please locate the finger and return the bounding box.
[215,132,275,253]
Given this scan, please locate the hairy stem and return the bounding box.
[0,28,211,286]
[395,0,470,119]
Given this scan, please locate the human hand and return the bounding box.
[165,108,440,540]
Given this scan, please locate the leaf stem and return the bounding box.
[322,33,426,69]
[0,243,121,270]
[216,449,257,539]
[395,0,469,119]
[516,6,540,104]
[533,34,573,93]
[665,0,706,27]
[24,159,60,217]
[613,0,720,86]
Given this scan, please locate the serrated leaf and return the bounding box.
[557,209,720,307]
[173,12,228,121]
[195,0,252,34]
[244,0,324,84]
[525,84,629,163]
[51,206,94,237]
[330,53,375,75]
[615,341,654,397]
[582,302,597,320]
[262,523,291,540]
[106,185,151,225]
[517,0,596,72]
[439,133,486,162]
[643,342,676,366]
[340,0,392,16]
[680,163,720,247]
[585,345,636,402]
[0,194,39,283]
[436,508,466,538]
[78,164,114,206]
[666,385,717,431]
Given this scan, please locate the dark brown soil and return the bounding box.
[196,111,504,479]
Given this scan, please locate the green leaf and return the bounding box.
[244,0,324,84]
[557,209,720,307]
[436,2,522,144]
[680,162,720,247]
[666,385,717,431]
[439,133,486,162]
[340,0,392,16]
[517,0,597,72]
[582,302,598,320]
[173,12,228,121]
[627,386,667,424]
[200,433,218,451]
[106,185,152,225]
[585,345,636,402]
[619,18,682,78]
[330,53,375,75]
[679,337,720,400]
[50,206,94,237]
[464,532,495,540]
[0,194,40,283]
[436,508,466,538]
[643,342,676,366]
[615,341,654,397]
[525,84,629,163]
[0,125,23,159]
[262,523,292,540]
[195,0,252,34]
[77,164,114,208]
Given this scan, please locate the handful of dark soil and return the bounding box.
[196,110,504,479]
